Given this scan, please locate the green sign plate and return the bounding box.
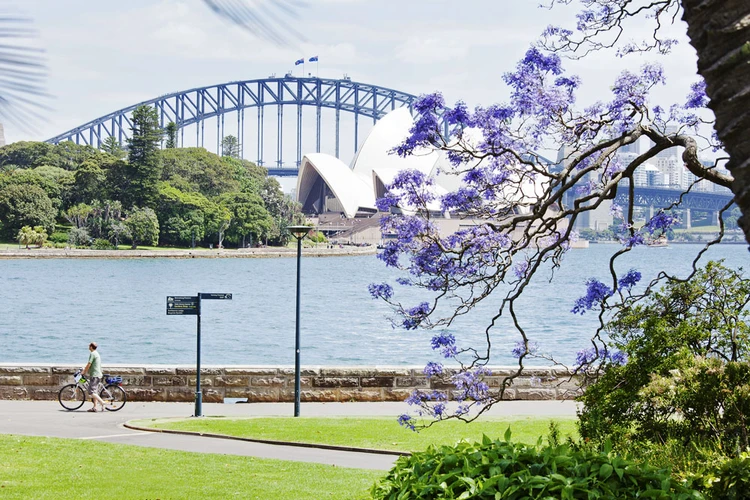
[166,295,198,315]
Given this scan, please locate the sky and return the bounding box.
[12,0,707,168]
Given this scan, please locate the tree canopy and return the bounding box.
[0,106,301,249]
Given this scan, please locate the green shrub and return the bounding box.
[371,431,701,499]
[92,238,114,250]
[67,227,91,247]
[578,261,750,451]
[710,453,750,500]
[49,231,68,244]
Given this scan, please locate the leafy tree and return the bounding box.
[16,225,34,248]
[71,160,107,204]
[155,182,211,246]
[0,183,56,239]
[103,159,130,204]
[225,156,268,193]
[164,122,178,149]
[64,203,93,229]
[16,225,47,248]
[0,167,69,211]
[578,262,750,452]
[125,105,163,208]
[725,207,742,230]
[108,221,130,249]
[48,142,108,171]
[100,136,126,159]
[160,148,240,197]
[221,135,241,158]
[30,225,48,247]
[0,141,54,168]
[124,206,159,248]
[218,191,273,247]
[205,203,232,248]
[87,200,123,240]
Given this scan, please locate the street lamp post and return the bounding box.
[288,225,312,417]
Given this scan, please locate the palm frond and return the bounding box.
[0,11,48,131]
[202,0,306,46]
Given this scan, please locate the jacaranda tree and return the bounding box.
[368,1,744,428]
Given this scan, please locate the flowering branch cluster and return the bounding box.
[539,0,681,58]
[372,2,734,429]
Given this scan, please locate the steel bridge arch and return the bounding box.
[44,76,440,173]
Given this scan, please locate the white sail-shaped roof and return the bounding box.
[296,153,376,219]
[294,108,548,219]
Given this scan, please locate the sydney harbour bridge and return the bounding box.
[45,75,733,222]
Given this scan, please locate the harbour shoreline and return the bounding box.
[0,245,377,259]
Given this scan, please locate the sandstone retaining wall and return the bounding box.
[0,365,582,402]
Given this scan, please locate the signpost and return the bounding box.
[166,292,232,417]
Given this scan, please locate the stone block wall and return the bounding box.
[0,365,582,402]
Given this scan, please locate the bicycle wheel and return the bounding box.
[58,384,86,410]
[100,384,126,411]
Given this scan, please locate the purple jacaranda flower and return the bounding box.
[512,340,539,358]
[430,333,457,358]
[397,413,416,431]
[405,389,424,406]
[375,192,399,212]
[609,350,628,366]
[574,347,598,369]
[610,203,623,219]
[368,282,393,300]
[571,279,613,315]
[644,211,678,234]
[685,80,708,109]
[452,367,492,403]
[617,269,642,289]
[423,362,443,378]
[620,230,646,248]
[402,302,430,330]
[433,402,446,417]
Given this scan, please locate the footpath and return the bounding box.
[0,400,577,471]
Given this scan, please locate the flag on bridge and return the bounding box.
[294,58,304,65]
[309,56,318,62]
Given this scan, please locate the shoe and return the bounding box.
[87,408,97,412]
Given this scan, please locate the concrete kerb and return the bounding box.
[123,418,410,457]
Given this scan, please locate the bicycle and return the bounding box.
[58,369,127,411]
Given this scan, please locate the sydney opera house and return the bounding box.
[294,107,547,245]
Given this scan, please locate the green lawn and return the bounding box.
[0,434,381,500]
[136,416,577,453]
[0,418,575,499]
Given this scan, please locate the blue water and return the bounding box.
[0,244,747,367]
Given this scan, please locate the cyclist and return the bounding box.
[82,342,105,412]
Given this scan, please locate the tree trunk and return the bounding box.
[682,0,750,244]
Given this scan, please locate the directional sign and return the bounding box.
[199,293,232,300]
[166,295,199,315]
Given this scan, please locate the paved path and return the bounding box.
[0,400,577,470]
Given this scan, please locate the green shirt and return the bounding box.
[88,350,102,378]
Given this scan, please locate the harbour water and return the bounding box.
[0,243,747,367]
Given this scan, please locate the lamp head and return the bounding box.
[287,225,312,240]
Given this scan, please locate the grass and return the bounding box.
[0,417,575,498]
[136,416,578,453]
[0,434,381,500]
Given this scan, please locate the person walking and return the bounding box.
[82,342,105,412]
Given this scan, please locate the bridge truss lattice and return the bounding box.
[45,77,443,176]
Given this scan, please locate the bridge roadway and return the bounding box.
[0,400,577,470]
